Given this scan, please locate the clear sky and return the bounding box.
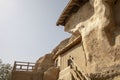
[0,0,70,65]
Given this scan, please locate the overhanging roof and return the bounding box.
[56,0,88,26]
[53,35,81,60]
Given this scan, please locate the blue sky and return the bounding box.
[0,0,70,65]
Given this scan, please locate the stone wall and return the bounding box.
[11,71,36,80]
[60,43,86,72]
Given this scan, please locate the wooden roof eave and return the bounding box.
[56,0,88,26]
[56,0,78,26]
[53,36,82,60]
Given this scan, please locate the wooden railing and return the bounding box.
[13,61,35,72]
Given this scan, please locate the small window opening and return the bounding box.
[114,0,118,5]
[55,59,58,67]
[68,59,72,66]
[67,56,73,67]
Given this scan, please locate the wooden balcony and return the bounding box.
[13,61,35,72]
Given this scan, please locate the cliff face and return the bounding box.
[35,54,59,80]
[64,0,120,79]
[36,0,120,79]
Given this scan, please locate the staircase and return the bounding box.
[70,60,90,80]
[70,68,88,80]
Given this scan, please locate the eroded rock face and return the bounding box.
[35,54,54,72]
[43,67,60,80]
[34,54,57,80]
[64,0,120,79]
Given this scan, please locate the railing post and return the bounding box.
[27,62,30,71]
[13,61,16,71]
[20,65,22,70]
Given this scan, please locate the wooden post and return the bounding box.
[27,62,30,71]
[13,61,16,71]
